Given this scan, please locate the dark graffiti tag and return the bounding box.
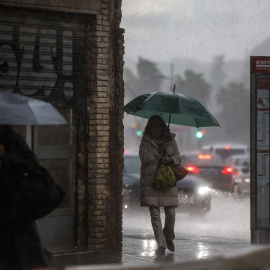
[0,24,87,100]
[0,25,24,90]
[33,31,43,72]
[50,29,75,97]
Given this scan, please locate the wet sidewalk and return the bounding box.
[51,228,251,269]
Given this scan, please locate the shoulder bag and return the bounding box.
[170,163,188,181]
[10,165,65,223]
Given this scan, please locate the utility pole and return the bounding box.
[170,62,174,90]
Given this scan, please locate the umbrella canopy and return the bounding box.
[124,92,220,128]
[0,90,67,125]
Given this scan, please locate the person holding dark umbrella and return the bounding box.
[139,115,182,256]
[0,91,67,269]
[0,125,51,270]
[125,87,220,255]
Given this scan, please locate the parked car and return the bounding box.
[177,175,211,216]
[181,153,234,192]
[123,154,211,215]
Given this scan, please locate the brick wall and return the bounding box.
[0,0,125,253]
[86,0,124,251]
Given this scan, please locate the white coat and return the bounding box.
[139,133,182,207]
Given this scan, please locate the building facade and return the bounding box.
[0,0,125,253]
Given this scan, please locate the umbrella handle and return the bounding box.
[166,113,172,143]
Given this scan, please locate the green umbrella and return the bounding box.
[124,90,220,128]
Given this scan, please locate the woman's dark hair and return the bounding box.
[143,115,172,141]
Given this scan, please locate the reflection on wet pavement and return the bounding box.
[196,242,210,259]
[141,239,156,256]
[154,253,175,263]
[52,195,251,269]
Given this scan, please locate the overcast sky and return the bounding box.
[121,0,270,64]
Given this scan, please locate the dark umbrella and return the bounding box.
[124,87,220,128]
[0,90,67,125]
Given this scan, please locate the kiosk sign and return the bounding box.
[251,57,270,73]
[251,56,270,243]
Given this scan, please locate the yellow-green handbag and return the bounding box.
[153,164,177,188]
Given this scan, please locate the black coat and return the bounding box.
[0,130,51,270]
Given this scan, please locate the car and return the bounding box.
[123,154,211,215]
[122,153,141,209]
[232,171,250,197]
[181,153,234,192]
[224,155,250,197]
[201,144,249,162]
[176,175,211,216]
[225,155,250,177]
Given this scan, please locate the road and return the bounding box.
[122,193,250,264]
[124,193,250,241]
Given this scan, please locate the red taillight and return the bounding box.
[233,168,239,176]
[186,166,200,173]
[222,166,233,174]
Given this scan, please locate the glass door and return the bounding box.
[33,109,75,251]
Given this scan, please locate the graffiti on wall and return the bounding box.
[0,22,87,101]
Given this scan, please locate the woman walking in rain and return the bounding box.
[139,115,182,256]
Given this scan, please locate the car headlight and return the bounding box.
[198,186,210,196]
